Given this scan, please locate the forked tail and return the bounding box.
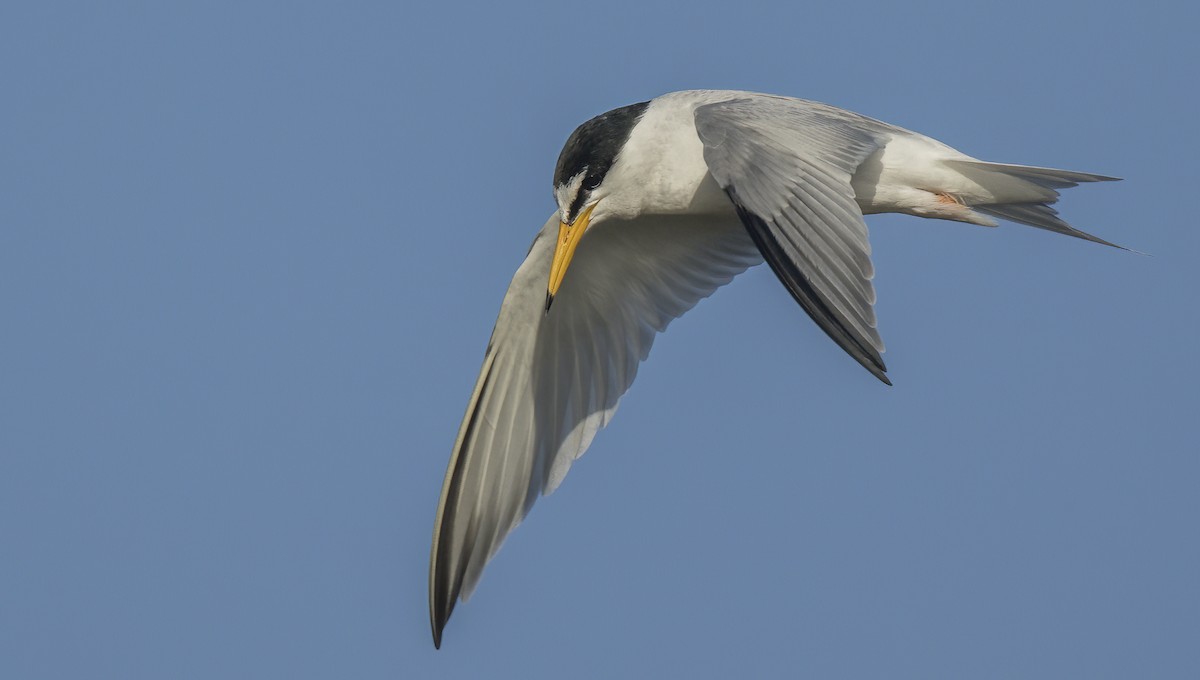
[943,159,1124,248]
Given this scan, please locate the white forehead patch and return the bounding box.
[554,169,588,217]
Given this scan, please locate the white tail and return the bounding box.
[943,159,1123,248]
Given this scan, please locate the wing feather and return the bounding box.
[694,96,891,383]
[430,213,760,646]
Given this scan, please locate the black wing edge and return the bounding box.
[733,202,892,386]
[429,355,498,648]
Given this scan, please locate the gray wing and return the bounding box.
[430,213,761,647]
[694,96,892,384]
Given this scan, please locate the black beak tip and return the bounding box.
[544,292,554,313]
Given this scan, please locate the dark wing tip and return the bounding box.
[429,571,449,648]
[861,354,891,385]
[429,573,456,648]
[429,510,460,647]
[429,357,499,651]
[734,205,890,384]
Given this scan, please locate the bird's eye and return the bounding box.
[583,174,602,190]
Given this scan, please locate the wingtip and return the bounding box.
[430,608,447,649]
[866,362,892,386]
[430,578,459,649]
[429,568,452,649]
[862,354,891,386]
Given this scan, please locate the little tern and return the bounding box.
[429,90,1120,647]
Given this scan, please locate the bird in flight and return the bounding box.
[428,90,1120,647]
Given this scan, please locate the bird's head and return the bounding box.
[546,101,649,310]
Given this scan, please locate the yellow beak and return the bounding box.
[546,202,597,311]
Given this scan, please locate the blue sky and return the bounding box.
[2,1,1197,678]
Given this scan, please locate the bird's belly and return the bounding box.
[850,135,987,221]
[682,170,738,216]
[854,183,930,215]
[634,169,736,217]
